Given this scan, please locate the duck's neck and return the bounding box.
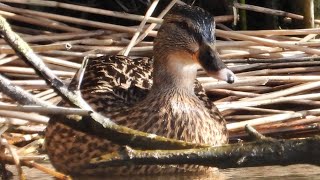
[151,54,199,94]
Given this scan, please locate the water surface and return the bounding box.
[7,164,320,179]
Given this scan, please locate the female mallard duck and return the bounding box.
[45,4,236,176]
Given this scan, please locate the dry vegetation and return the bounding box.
[0,0,319,179]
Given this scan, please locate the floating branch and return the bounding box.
[89,136,320,168]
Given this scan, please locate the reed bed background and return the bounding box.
[0,0,319,179]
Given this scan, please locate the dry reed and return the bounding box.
[0,1,319,179]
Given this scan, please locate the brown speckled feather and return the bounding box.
[80,55,153,115]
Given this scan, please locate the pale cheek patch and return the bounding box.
[169,52,195,64]
[167,52,201,71]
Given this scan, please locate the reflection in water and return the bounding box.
[8,164,320,180]
[223,164,320,180]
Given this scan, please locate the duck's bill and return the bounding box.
[198,43,237,84]
[209,68,236,84]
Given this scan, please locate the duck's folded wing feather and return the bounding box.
[73,55,153,115]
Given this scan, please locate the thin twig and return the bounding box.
[0,4,157,35]
[227,108,320,131]
[0,0,163,24]
[0,8,83,32]
[134,0,178,45]
[0,110,49,124]
[245,124,268,140]
[0,44,69,54]
[0,66,75,77]
[216,29,320,55]
[0,74,50,107]
[121,0,159,56]
[240,81,320,102]
[0,138,24,180]
[0,30,105,44]
[0,155,70,179]
[234,2,320,24]
[0,103,91,116]
[217,93,320,110]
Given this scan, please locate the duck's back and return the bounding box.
[80,55,153,115]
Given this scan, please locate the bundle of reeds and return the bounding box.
[0,1,319,179]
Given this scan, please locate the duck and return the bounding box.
[45,4,236,177]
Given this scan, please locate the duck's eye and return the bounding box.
[174,20,191,30]
[172,20,202,42]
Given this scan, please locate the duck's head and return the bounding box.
[153,4,236,84]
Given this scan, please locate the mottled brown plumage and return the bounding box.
[45,4,236,176]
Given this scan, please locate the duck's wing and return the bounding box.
[194,80,226,124]
[72,55,153,116]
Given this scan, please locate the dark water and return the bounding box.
[7,164,320,180]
